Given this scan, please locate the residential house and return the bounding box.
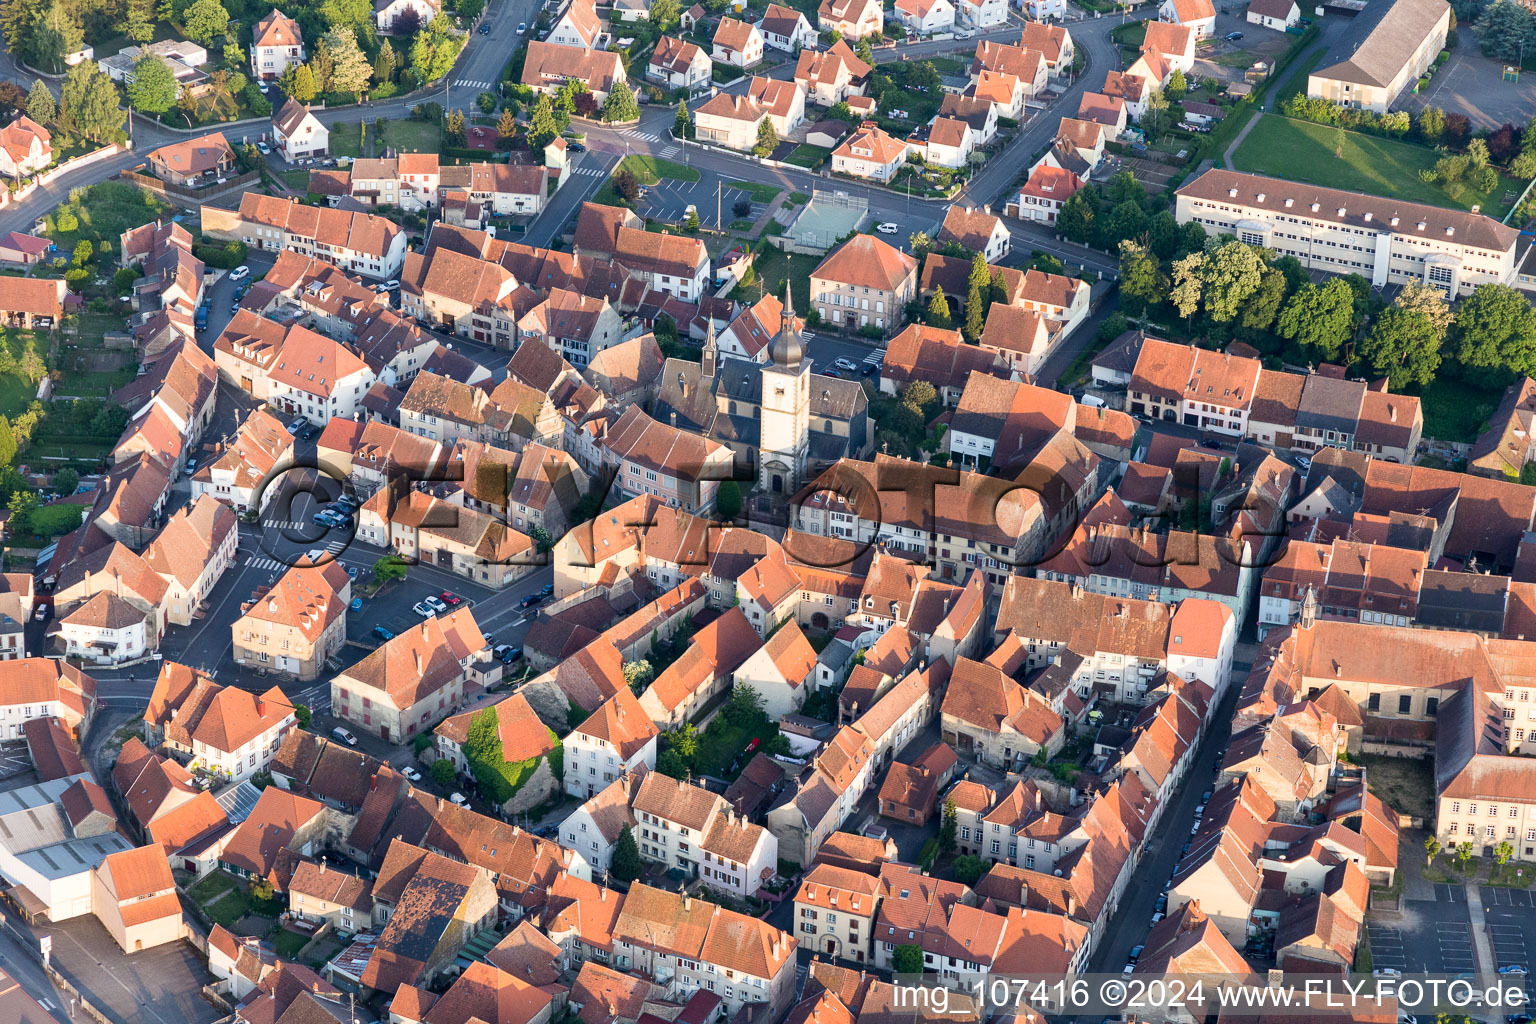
[939,206,1012,262]
[549,0,604,47]
[1159,0,1216,36]
[202,194,407,280]
[810,234,917,338]
[818,0,884,38]
[795,41,871,107]
[564,688,660,799]
[0,117,50,178]
[331,608,487,743]
[793,863,882,963]
[713,17,765,67]
[1306,0,1448,113]
[894,0,955,35]
[90,844,183,953]
[230,562,350,681]
[649,36,712,91]
[1248,0,1301,29]
[832,124,908,182]
[732,619,818,719]
[272,100,328,162]
[145,494,238,626]
[156,674,296,784]
[147,132,234,187]
[761,4,818,51]
[251,9,304,80]
[631,772,779,897]
[376,0,440,33]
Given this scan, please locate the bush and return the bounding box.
[63,268,89,291]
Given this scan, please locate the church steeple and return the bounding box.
[702,318,718,380]
[768,281,804,367]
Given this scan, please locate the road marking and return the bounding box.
[659,145,681,158]
[861,349,884,365]
[454,79,493,89]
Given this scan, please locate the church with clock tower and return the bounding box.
[757,285,811,495]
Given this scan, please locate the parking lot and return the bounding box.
[1372,898,1476,973]
[640,180,762,228]
[0,744,31,780]
[1401,33,1536,131]
[1483,887,1536,978]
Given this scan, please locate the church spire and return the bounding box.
[768,281,804,367]
[702,317,717,380]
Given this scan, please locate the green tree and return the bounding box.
[249,877,276,901]
[1117,239,1163,316]
[319,0,375,33]
[0,415,17,467]
[324,27,372,95]
[182,0,229,46]
[1200,241,1264,323]
[1480,0,1534,64]
[1392,281,1454,338]
[7,490,37,536]
[1142,88,1171,142]
[445,107,466,145]
[1496,840,1515,867]
[950,854,985,885]
[612,167,641,203]
[1276,278,1355,363]
[374,39,397,84]
[293,703,312,728]
[752,116,778,157]
[0,0,43,52]
[623,658,654,695]
[903,379,937,415]
[1424,834,1441,866]
[656,746,689,778]
[1358,306,1442,388]
[1418,105,1445,145]
[893,944,924,975]
[939,797,957,854]
[926,286,952,329]
[855,36,873,63]
[71,239,91,266]
[1166,67,1186,100]
[684,208,700,233]
[309,38,334,93]
[25,79,53,125]
[475,90,496,114]
[528,94,559,150]
[723,683,765,726]
[1057,190,1095,244]
[497,106,518,141]
[431,758,456,785]
[673,97,693,140]
[58,61,124,143]
[28,1,81,73]
[52,467,77,496]
[1241,265,1288,333]
[373,555,409,582]
[1455,841,1475,871]
[126,54,178,115]
[611,824,643,882]
[604,80,640,122]
[716,479,742,521]
[282,62,314,102]
[410,18,458,83]
[1170,253,1204,325]
[1452,282,1536,381]
[649,0,679,30]
[962,250,990,344]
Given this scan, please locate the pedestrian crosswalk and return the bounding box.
[454,79,495,90]
[615,127,657,140]
[245,539,347,574]
[659,145,681,159]
[862,348,884,365]
[568,163,608,180]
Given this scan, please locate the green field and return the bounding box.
[614,154,700,184]
[1232,115,1522,217]
[786,144,831,169]
[43,182,169,253]
[740,245,820,302]
[381,119,443,153]
[1417,375,1502,443]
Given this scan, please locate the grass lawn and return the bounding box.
[1276,50,1325,103]
[43,182,169,254]
[273,929,310,958]
[786,144,831,169]
[332,127,364,159]
[0,368,36,418]
[929,57,967,75]
[617,154,700,184]
[280,169,310,191]
[1360,753,1435,823]
[693,717,781,780]
[188,871,258,930]
[382,119,443,153]
[1110,22,1146,47]
[735,181,783,203]
[1415,375,1502,443]
[741,245,820,302]
[1232,115,1522,217]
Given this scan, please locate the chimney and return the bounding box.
[600,887,608,902]
[413,650,422,674]
[256,695,265,717]
[683,894,692,910]
[370,775,377,792]
[1066,891,1076,916]
[320,858,326,874]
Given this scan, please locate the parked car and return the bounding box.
[1225,31,1243,40]
[1128,945,1144,963]
[493,643,516,661]
[478,22,490,33]
[519,593,543,609]
[500,646,522,665]
[230,265,251,282]
[568,141,586,153]
[287,415,309,434]
[412,601,435,618]
[331,727,358,746]
[1374,968,1402,978]
[373,626,394,641]
[256,142,271,155]
[517,21,527,32]
[540,583,554,597]
[400,765,422,781]
[876,222,899,234]
[834,358,857,371]
[861,364,879,377]
[424,595,449,613]
[350,598,362,612]
[439,591,462,606]
[1499,965,1528,975]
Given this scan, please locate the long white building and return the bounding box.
[1174,169,1521,298]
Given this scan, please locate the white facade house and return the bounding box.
[272,101,328,162]
[376,0,438,33]
[960,0,1008,28]
[1024,0,1067,18]
[1247,0,1300,29]
[894,0,955,35]
[251,9,304,81]
[562,690,659,800]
